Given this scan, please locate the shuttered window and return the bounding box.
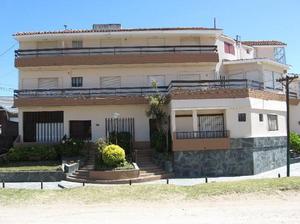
[224,42,235,55]
[100,76,121,88]
[38,78,58,89]
[72,40,83,48]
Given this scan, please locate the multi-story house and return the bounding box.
[13,24,293,177]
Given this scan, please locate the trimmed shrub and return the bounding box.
[102,144,125,166]
[290,132,300,153]
[7,145,58,162]
[109,131,132,155]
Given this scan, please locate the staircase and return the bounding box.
[66,145,174,184]
[135,148,174,182]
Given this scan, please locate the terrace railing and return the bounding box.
[15,45,218,58]
[175,130,230,139]
[14,79,290,99]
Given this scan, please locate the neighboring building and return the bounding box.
[13,24,293,177]
[0,97,18,153]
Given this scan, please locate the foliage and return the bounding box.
[55,136,85,158]
[151,130,166,153]
[290,132,300,153]
[146,80,167,124]
[7,145,58,162]
[102,144,126,167]
[109,131,132,155]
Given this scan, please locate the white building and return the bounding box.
[13,24,293,177]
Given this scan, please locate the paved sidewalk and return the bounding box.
[2,162,300,189]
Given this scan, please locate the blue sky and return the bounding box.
[0,0,299,96]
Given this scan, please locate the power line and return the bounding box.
[0,43,17,57]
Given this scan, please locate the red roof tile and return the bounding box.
[14,27,221,36]
[242,40,286,46]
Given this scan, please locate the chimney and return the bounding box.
[92,24,122,31]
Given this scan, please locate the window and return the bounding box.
[72,40,83,48]
[71,77,83,87]
[274,47,286,64]
[259,114,264,122]
[268,114,278,131]
[38,78,58,89]
[246,49,251,54]
[238,113,246,122]
[224,42,235,55]
[100,76,121,88]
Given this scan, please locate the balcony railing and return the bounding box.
[14,79,285,99]
[175,130,230,139]
[15,45,218,58]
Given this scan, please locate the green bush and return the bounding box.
[102,144,126,166]
[7,145,58,162]
[290,132,300,153]
[109,132,132,155]
[151,130,166,153]
[55,137,85,158]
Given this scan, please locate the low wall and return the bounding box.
[174,136,286,177]
[89,163,140,180]
[0,171,66,182]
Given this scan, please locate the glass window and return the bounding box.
[238,113,246,122]
[268,114,278,131]
[71,77,83,87]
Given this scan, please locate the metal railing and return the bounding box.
[14,79,292,99]
[15,45,218,58]
[175,130,230,139]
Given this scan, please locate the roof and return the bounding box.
[14,27,222,36]
[0,96,18,114]
[242,40,286,46]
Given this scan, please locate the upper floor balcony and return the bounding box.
[14,79,298,107]
[15,45,219,67]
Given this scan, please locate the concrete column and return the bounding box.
[192,110,198,132]
[18,109,23,142]
[171,110,176,136]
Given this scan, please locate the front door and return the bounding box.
[69,120,91,140]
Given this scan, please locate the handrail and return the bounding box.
[175,130,230,139]
[14,79,285,99]
[15,45,218,58]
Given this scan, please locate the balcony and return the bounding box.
[172,131,230,151]
[14,79,296,107]
[15,45,219,67]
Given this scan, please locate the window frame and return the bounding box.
[267,114,279,131]
[72,40,83,48]
[224,42,235,55]
[71,77,83,88]
[259,114,264,122]
[238,113,246,122]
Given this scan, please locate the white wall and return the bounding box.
[18,104,150,142]
[291,104,300,134]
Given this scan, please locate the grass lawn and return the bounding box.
[0,162,62,172]
[1,177,300,205]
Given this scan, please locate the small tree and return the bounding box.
[146,81,169,152]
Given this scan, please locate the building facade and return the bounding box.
[14,24,294,177]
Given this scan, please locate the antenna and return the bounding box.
[213,17,217,29]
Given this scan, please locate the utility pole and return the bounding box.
[277,74,298,177]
